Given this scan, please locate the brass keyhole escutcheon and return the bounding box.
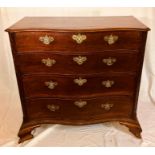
[104,34,118,45]
[73,56,87,65]
[102,80,114,88]
[74,77,87,86]
[72,33,87,44]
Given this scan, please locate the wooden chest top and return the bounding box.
[6,16,149,32]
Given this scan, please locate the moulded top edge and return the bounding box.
[5,27,150,33]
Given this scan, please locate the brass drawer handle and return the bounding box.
[74,100,87,108]
[102,80,114,88]
[104,34,118,45]
[101,103,114,111]
[74,77,87,86]
[41,58,56,67]
[72,33,87,44]
[39,35,54,45]
[73,56,87,65]
[47,104,59,112]
[45,81,58,89]
[102,57,116,66]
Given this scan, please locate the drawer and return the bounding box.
[23,74,136,98]
[17,51,140,75]
[14,31,141,52]
[25,96,134,122]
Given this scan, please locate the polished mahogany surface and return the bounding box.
[6,16,149,31]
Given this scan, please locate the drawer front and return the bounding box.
[17,51,139,75]
[23,74,136,98]
[25,96,133,121]
[14,31,141,52]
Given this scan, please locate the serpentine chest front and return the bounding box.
[6,16,150,143]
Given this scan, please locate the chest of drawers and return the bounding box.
[6,16,150,143]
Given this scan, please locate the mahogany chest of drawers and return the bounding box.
[6,16,150,143]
